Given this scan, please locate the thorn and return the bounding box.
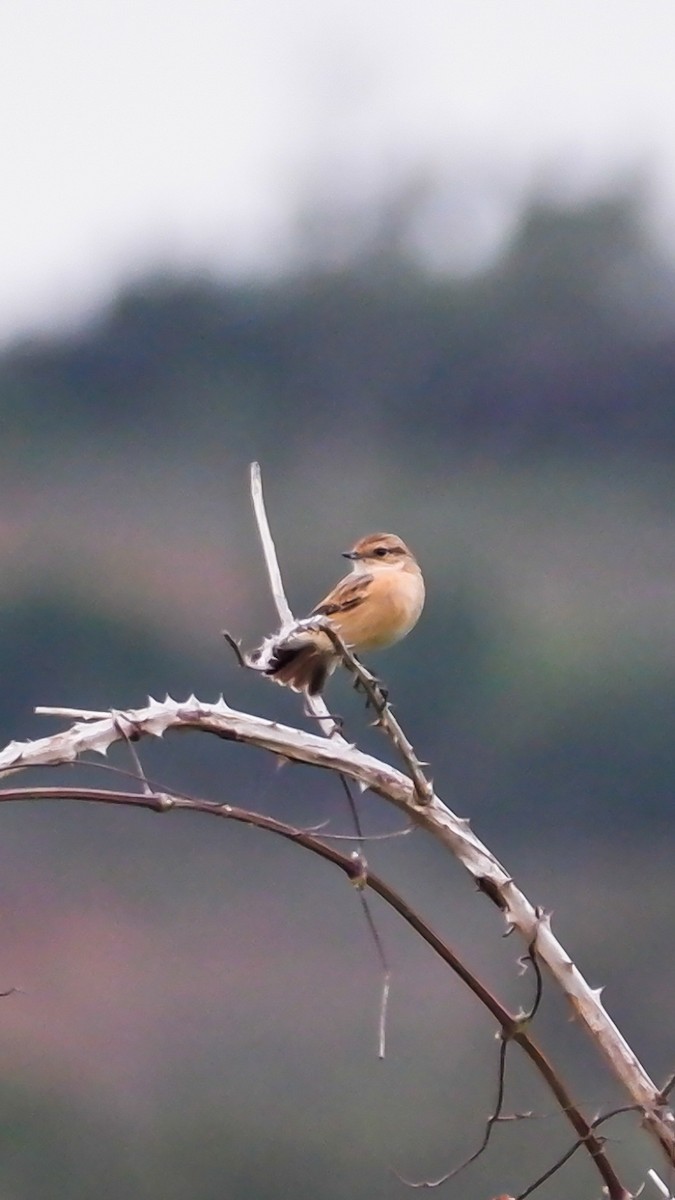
[222,630,248,670]
[349,851,368,889]
[304,711,344,729]
[535,909,553,933]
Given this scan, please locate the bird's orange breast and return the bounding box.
[330,569,425,651]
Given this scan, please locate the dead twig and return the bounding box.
[249,461,339,740]
[396,1036,511,1188]
[514,1105,639,1200]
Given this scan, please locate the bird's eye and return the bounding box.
[374,547,388,557]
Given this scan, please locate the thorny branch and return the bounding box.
[0,782,632,1197]
[9,703,675,1165]
[0,461,671,1193]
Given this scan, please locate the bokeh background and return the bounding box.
[1,2,675,1197]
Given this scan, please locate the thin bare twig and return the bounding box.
[518,940,544,1023]
[320,824,413,842]
[397,1036,511,1188]
[337,770,391,1059]
[516,1135,592,1200]
[111,710,154,797]
[649,1168,675,1199]
[514,1105,639,1200]
[398,935,598,1193]
[249,461,339,740]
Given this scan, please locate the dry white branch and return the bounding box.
[649,1169,675,1199]
[250,462,293,627]
[249,460,343,741]
[1,692,673,1159]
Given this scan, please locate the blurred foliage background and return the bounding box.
[1,184,675,1198]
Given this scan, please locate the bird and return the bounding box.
[247,532,425,695]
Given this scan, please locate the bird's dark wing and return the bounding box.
[311,572,373,617]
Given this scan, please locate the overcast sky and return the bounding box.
[2,0,675,340]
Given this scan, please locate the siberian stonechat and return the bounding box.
[248,532,424,694]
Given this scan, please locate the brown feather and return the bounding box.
[248,530,423,694]
[312,572,372,617]
[266,644,330,695]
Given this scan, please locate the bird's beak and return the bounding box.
[342,550,358,560]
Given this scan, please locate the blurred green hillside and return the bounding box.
[0,189,673,1198]
[5,191,675,460]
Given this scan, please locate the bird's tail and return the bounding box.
[246,626,335,695]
